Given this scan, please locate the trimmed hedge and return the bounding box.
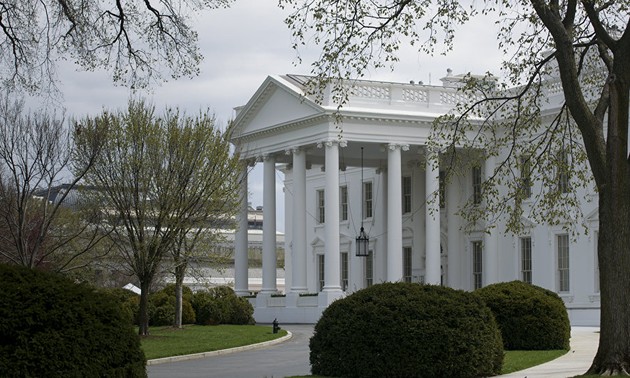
[192,286,255,325]
[476,281,570,350]
[149,285,196,326]
[310,283,503,378]
[0,264,146,377]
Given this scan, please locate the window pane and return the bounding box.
[402,176,412,213]
[317,189,325,223]
[365,251,373,287]
[341,252,348,291]
[363,182,373,218]
[403,247,412,283]
[520,156,532,199]
[557,234,570,292]
[472,166,482,205]
[520,237,532,284]
[318,254,325,291]
[472,241,483,289]
[340,186,348,221]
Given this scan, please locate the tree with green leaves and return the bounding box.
[0,0,233,94]
[281,1,630,374]
[74,100,240,336]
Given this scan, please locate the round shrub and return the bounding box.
[192,286,254,325]
[149,285,196,326]
[100,287,140,324]
[476,281,570,350]
[0,264,146,377]
[310,283,503,378]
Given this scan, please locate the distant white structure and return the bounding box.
[230,73,600,326]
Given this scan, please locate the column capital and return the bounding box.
[387,143,410,151]
[262,153,275,162]
[285,146,304,155]
[241,158,256,167]
[317,138,347,148]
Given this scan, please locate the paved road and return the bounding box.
[148,324,314,378]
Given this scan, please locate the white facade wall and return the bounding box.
[231,73,602,325]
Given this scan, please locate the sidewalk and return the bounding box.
[500,327,600,378]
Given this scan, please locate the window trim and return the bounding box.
[557,234,570,292]
[472,166,482,205]
[316,189,325,224]
[363,181,373,219]
[340,185,348,221]
[472,240,483,289]
[403,246,412,283]
[402,176,412,214]
[520,236,532,284]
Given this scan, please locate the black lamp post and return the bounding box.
[356,146,370,256]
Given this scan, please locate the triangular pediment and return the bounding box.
[232,75,324,139]
[586,208,599,223]
[520,216,536,229]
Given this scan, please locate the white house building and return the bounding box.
[230,72,601,326]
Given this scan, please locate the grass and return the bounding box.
[140,324,287,360]
[502,349,568,374]
[287,349,569,378]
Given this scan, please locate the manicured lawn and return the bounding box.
[287,349,569,378]
[141,324,287,360]
[502,349,568,374]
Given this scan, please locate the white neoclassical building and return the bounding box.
[230,73,601,326]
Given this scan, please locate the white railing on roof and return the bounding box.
[340,81,482,111]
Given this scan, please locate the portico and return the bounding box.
[229,72,605,327]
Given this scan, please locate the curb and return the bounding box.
[147,331,293,365]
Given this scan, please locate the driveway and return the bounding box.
[148,324,314,378]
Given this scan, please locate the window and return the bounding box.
[520,155,532,199]
[403,247,412,283]
[520,237,532,284]
[402,176,412,214]
[472,166,482,205]
[318,254,325,291]
[340,186,348,221]
[557,149,570,193]
[341,252,349,291]
[365,250,373,287]
[439,171,446,209]
[472,241,483,289]
[317,189,325,223]
[557,234,570,292]
[363,181,373,218]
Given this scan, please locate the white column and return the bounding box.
[484,155,498,286]
[234,162,249,295]
[446,173,460,289]
[323,140,341,291]
[425,148,441,285]
[261,154,277,293]
[291,147,307,292]
[387,143,406,281]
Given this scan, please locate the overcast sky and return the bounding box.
[53,0,503,232]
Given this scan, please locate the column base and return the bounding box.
[234,289,251,297]
[318,289,345,308]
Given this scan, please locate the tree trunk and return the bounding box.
[138,279,151,336]
[173,262,186,328]
[586,71,630,375]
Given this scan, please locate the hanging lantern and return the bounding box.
[356,226,369,256]
[356,146,370,257]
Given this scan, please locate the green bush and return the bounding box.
[101,287,140,324]
[192,286,255,325]
[149,285,196,326]
[476,281,570,350]
[310,283,503,378]
[0,264,146,377]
